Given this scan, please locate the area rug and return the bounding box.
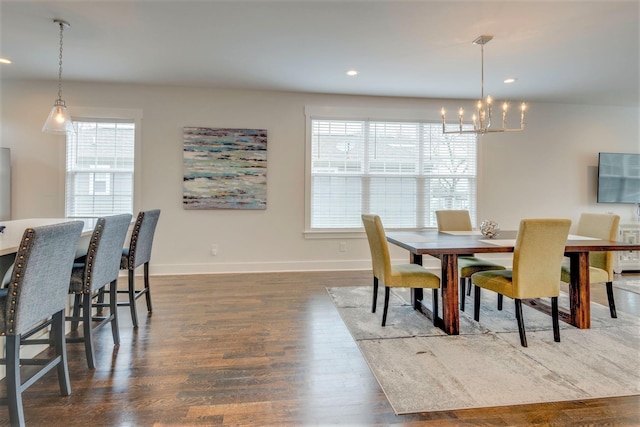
[613,278,640,295]
[327,286,640,415]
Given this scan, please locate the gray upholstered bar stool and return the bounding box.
[118,209,160,328]
[0,221,83,427]
[67,214,132,369]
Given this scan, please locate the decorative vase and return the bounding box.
[480,220,500,238]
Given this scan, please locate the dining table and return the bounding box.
[386,229,640,335]
[0,218,99,277]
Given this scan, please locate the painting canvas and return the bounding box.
[183,127,267,209]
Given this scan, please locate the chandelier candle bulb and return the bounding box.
[441,108,446,133]
[502,102,508,128]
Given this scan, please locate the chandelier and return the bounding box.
[42,19,75,135]
[441,35,526,135]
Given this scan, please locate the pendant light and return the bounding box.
[42,19,75,135]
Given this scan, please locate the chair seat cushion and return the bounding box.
[560,262,609,284]
[472,269,562,299]
[387,264,440,289]
[1,264,13,288]
[471,270,515,296]
[68,263,87,293]
[458,256,506,278]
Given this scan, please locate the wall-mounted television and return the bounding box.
[597,152,640,204]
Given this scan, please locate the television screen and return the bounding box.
[597,152,640,204]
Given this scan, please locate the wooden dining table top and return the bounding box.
[386,229,640,255]
[0,218,98,256]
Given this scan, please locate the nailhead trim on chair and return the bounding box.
[125,213,144,269]
[82,222,103,294]
[3,229,36,335]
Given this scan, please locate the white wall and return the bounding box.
[479,103,640,228]
[1,79,638,274]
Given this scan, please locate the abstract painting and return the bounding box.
[183,127,267,209]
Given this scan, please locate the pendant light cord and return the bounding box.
[480,43,484,100]
[57,21,64,102]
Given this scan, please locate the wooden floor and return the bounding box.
[1,270,639,426]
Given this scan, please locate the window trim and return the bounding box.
[67,107,143,216]
[304,105,478,237]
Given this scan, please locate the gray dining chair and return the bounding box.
[119,209,160,328]
[67,214,132,369]
[0,221,83,427]
[435,210,506,311]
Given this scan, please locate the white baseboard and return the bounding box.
[146,255,505,276]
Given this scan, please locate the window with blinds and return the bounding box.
[309,118,477,230]
[65,120,135,217]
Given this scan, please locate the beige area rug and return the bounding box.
[327,286,640,415]
[613,278,640,295]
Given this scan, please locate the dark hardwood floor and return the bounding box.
[1,270,639,426]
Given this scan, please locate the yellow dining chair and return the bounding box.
[560,213,620,318]
[471,219,571,347]
[435,210,506,312]
[362,214,440,326]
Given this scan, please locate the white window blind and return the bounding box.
[310,118,477,229]
[65,120,135,217]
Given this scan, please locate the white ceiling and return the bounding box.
[1,0,638,106]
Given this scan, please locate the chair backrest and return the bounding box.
[435,210,473,232]
[82,214,132,292]
[361,214,392,282]
[124,209,160,270]
[512,218,571,299]
[3,221,83,335]
[576,213,620,278]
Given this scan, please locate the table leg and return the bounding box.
[567,251,591,329]
[409,252,459,335]
[439,254,460,335]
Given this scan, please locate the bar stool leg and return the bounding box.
[128,270,139,328]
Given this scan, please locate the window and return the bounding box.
[65,120,135,217]
[307,111,477,231]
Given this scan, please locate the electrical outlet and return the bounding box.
[211,244,219,256]
[339,241,347,252]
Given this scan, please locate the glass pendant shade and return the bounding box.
[42,99,74,135]
[42,19,75,136]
